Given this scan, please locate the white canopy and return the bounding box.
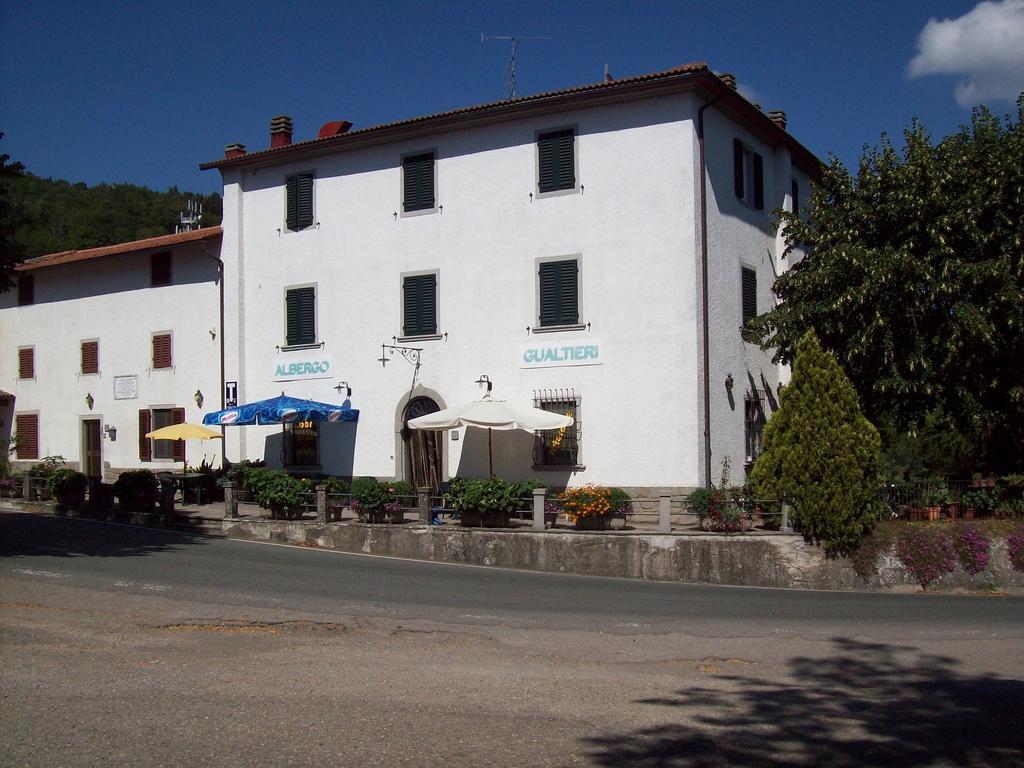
[406,396,573,432]
[407,394,573,477]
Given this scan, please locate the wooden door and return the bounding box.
[82,419,102,479]
[403,397,442,493]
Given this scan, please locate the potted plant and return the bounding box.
[113,470,160,514]
[349,476,406,523]
[0,476,23,498]
[960,489,992,520]
[49,468,88,508]
[559,484,616,530]
[243,468,310,520]
[445,477,523,527]
[27,455,66,500]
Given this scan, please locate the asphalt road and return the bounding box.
[2,512,1024,767]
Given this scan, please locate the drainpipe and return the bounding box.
[697,93,723,488]
[198,241,227,468]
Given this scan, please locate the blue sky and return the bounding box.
[2,1,1022,195]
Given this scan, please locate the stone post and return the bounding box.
[781,497,792,533]
[417,488,431,524]
[315,484,327,525]
[24,474,34,501]
[223,480,237,520]
[159,478,176,525]
[659,493,672,533]
[533,487,546,531]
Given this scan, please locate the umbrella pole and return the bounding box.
[488,428,493,478]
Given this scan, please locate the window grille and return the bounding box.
[285,420,319,467]
[533,388,580,467]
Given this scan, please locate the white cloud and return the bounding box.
[908,0,1024,107]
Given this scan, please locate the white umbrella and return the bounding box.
[407,393,573,477]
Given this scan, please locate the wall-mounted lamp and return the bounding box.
[85,392,94,410]
[724,374,734,393]
[194,389,204,408]
[475,374,493,396]
[334,380,352,397]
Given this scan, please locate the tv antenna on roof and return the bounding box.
[175,198,203,233]
[481,33,552,99]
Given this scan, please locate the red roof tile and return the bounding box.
[200,62,820,176]
[16,227,222,272]
[201,62,713,170]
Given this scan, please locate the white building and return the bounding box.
[1,228,224,478]
[202,62,818,495]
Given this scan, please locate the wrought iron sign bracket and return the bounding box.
[378,340,423,368]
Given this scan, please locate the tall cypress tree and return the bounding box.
[751,330,882,554]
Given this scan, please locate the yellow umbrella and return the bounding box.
[145,423,222,472]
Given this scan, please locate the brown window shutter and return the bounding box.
[139,409,152,461]
[15,414,39,460]
[81,341,99,375]
[152,334,172,369]
[19,348,34,379]
[171,407,186,462]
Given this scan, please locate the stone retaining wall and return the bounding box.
[220,518,1024,592]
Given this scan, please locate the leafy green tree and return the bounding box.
[6,171,222,260]
[0,134,26,290]
[750,98,1024,473]
[751,330,882,555]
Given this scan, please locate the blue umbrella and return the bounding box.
[203,393,359,426]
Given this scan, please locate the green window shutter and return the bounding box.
[733,139,745,199]
[286,174,314,231]
[403,274,437,336]
[286,287,316,346]
[742,267,758,327]
[539,260,579,327]
[538,129,575,193]
[403,153,435,212]
[753,153,764,210]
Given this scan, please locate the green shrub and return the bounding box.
[750,330,882,555]
[113,470,159,512]
[444,477,523,516]
[243,468,310,519]
[49,468,88,498]
[350,476,389,511]
[29,455,66,480]
[322,476,350,495]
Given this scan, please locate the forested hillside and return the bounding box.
[7,171,222,260]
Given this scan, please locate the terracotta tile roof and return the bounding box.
[201,61,714,170]
[16,227,222,272]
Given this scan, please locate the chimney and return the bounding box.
[718,73,737,90]
[768,110,788,130]
[317,120,353,139]
[224,143,246,159]
[270,115,293,148]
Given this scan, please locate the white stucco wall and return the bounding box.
[701,108,804,486]
[221,93,705,488]
[0,244,222,476]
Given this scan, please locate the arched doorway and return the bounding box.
[402,396,443,492]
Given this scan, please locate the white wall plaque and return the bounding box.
[113,375,139,400]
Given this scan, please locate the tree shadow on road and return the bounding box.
[0,512,209,559]
[584,637,1024,767]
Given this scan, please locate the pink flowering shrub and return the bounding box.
[952,524,991,575]
[895,526,956,589]
[1008,526,1024,572]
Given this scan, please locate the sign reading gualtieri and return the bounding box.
[519,339,603,369]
